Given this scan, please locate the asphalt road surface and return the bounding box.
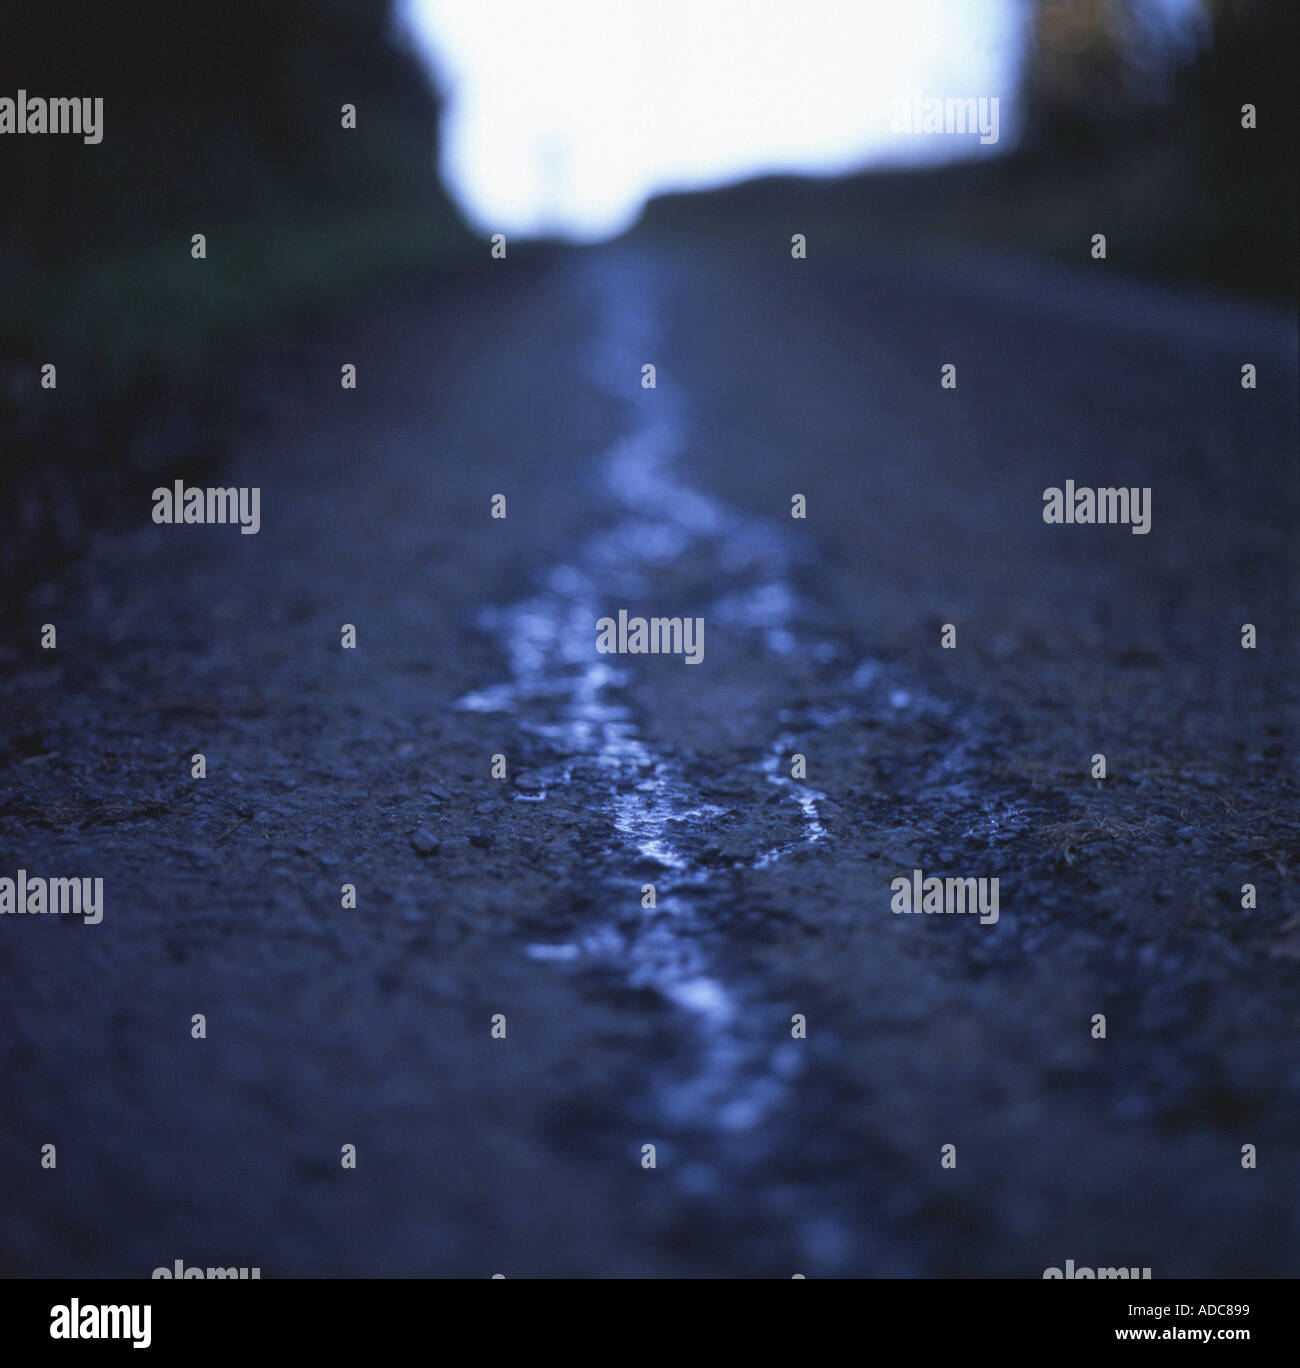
[1,239,1296,1277]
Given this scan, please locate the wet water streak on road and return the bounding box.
[453,251,1015,1193]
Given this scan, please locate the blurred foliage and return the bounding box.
[0,0,476,607]
[1014,0,1295,297]
[0,0,473,379]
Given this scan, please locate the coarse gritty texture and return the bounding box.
[1,237,1296,1277]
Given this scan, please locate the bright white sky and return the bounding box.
[405,0,1025,241]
